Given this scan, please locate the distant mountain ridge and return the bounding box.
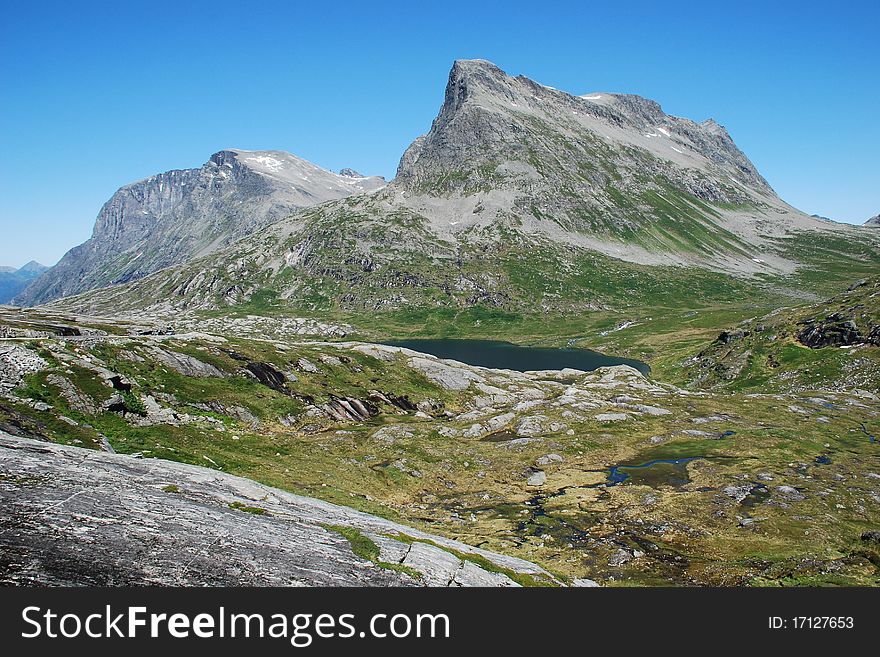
[0,261,48,304]
[15,150,385,306]
[865,214,880,227]
[42,60,880,315]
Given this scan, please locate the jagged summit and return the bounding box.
[396,59,772,202]
[442,59,509,108]
[865,214,880,227]
[446,60,720,138]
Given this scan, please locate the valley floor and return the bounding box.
[1,305,878,586]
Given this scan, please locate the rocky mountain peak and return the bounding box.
[395,58,773,206]
[443,59,508,107]
[15,149,385,306]
[700,118,726,134]
[15,261,47,275]
[864,214,880,227]
[601,93,667,126]
[207,149,239,168]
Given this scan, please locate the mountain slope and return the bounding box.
[865,214,880,227]
[51,60,879,317]
[15,150,385,306]
[0,261,48,303]
[684,277,880,392]
[390,59,865,271]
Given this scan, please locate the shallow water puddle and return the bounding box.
[606,457,701,487]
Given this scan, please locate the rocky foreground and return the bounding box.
[0,306,878,586]
[0,433,553,586]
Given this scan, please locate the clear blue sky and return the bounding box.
[1,0,877,268]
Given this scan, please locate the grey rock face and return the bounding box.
[406,355,485,390]
[148,346,226,378]
[526,470,547,487]
[45,373,99,415]
[864,214,880,227]
[15,150,385,306]
[0,433,551,586]
[516,415,548,437]
[595,412,629,422]
[536,453,564,466]
[396,59,771,208]
[775,485,806,501]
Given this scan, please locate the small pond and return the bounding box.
[606,457,699,487]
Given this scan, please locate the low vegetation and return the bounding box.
[1,298,877,586]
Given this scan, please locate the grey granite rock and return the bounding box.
[536,453,564,466]
[149,346,226,378]
[0,344,48,389]
[0,433,551,586]
[407,356,485,391]
[526,470,547,487]
[595,412,629,422]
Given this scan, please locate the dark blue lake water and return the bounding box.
[385,339,650,375]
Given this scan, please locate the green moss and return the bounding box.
[14,376,53,404]
[229,501,268,515]
[120,390,147,416]
[322,524,379,560]
[385,533,559,587]
[375,561,424,579]
[321,524,423,580]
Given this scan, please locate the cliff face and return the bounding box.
[15,149,385,306]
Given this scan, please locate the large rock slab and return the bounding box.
[149,346,226,378]
[0,433,551,586]
[407,356,486,391]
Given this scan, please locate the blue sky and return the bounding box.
[1,0,877,268]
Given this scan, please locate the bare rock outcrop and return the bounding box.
[0,433,551,586]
